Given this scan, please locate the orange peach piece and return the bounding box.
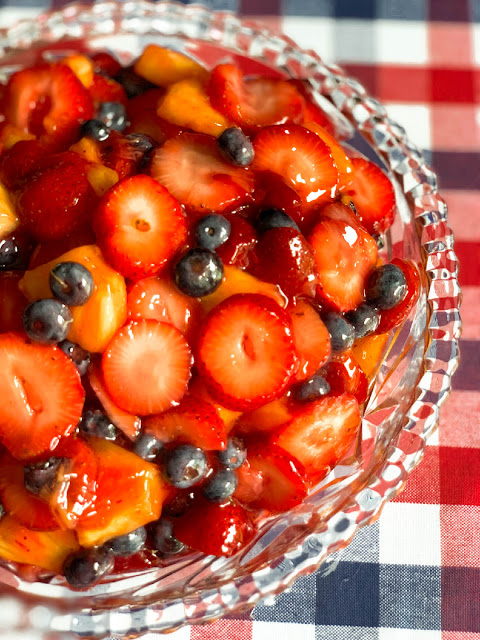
[134,44,208,87]
[352,332,390,380]
[77,438,167,547]
[235,395,293,435]
[0,124,35,150]
[87,164,119,197]
[0,180,19,239]
[70,137,102,164]
[19,245,127,353]
[61,54,94,88]
[189,377,241,432]
[305,121,354,189]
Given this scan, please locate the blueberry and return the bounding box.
[292,372,330,403]
[114,66,155,98]
[217,127,254,167]
[63,546,114,588]
[58,340,91,376]
[151,519,185,556]
[125,132,154,155]
[24,457,65,496]
[195,214,231,251]
[174,248,224,298]
[0,237,20,270]
[79,118,110,142]
[133,432,163,461]
[366,263,407,310]
[49,261,94,306]
[97,101,128,131]
[80,410,118,441]
[345,303,380,338]
[162,444,207,489]
[216,437,246,470]
[0,501,4,519]
[107,526,147,557]
[23,299,73,344]
[202,469,237,503]
[322,312,355,353]
[162,491,194,518]
[372,233,385,250]
[257,208,300,233]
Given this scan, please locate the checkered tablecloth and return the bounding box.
[0,0,478,639]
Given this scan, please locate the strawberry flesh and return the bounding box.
[324,350,369,405]
[288,298,331,380]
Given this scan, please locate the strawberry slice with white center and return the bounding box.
[208,64,305,128]
[288,298,331,381]
[102,319,192,416]
[341,157,396,234]
[0,333,85,460]
[308,216,378,313]
[149,132,254,213]
[252,124,338,207]
[274,393,361,482]
[94,174,187,281]
[196,293,298,411]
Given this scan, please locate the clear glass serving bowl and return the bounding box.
[0,2,461,637]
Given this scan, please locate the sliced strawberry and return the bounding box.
[90,52,121,77]
[18,152,97,242]
[0,333,85,460]
[309,217,378,312]
[0,272,28,333]
[94,174,187,280]
[252,124,338,208]
[3,64,94,146]
[188,377,241,433]
[89,73,127,106]
[342,157,396,234]
[208,64,304,129]
[254,171,303,228]
[320,201,362,227]
[252,226,318,298]
[234,442,307,512]
[324,350,369,404]
[149,132,254,213]
[0,453,59,531]
[174,496,255,557]
[376,259,421,333]
[274,394,361,481]
[305,122,354,190]
[0,139,47,189]
[127,273,201,340]
[234,395,292,436]
[126,89,182,144]
[28,226,96,269]
[88,363,141,441]
[100,130,154,180]
[289,298,331,380]
[215,213,257,270]
[197,293,297,411]
[143,394,227,450]
[288,79,334,133]
[102,320,192,416]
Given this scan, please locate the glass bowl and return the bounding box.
[0,1,461,637]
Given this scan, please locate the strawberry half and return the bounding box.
[208,64,304,129]
[342,157,396,234]
[274,393,361,482]
[100,131,153,180]
[174,496,255,557]
[89,73,127,106]
[102,320,192,416]
[143,394,228,450]
[308,216,378,312]
[215,213,258,270]
[375,259,421,333]
[289,298,331,381]
[252,124,338,208]
[94,174,187,280]
[149,132,254,213]
[324,350,369,405]
[197,293,298,411]
[0,333,85,460]
[3,64,94,146]
[0,139,47,189]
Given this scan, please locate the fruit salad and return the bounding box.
[0,44,420,588]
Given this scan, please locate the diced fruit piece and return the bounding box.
[217,127,255,167]
[174,248,224,298]
[252,124,338,207]
[352,333,390,379]
[289,299,331,380]
[321,201,365,227]
[0,333,85,460]
[61,54,94,88]
[3,64,94,145]
[102,320,192,415]
[174,497,255,557]
[77,437,167,547]
[324,350,369,404]
[252,226,318,298]
[0,139,46,189]
[208,64,304,128]
[126,88,179,144]
[88,364,141,441]
[89,73,127,106]
[100,131,153,180]
[274,394,361,481]
[375,259,421,333]
[309,217,378,312]
[189,377,242,433]
[215,214,257,270]
[342,157,396,234]
[234,443,307,511]
[94,174,187,280]
[134,45,208,87]
[0,124,35,151]
[305,122,353,189]
[91,52,121,77]
[0,272,27,333]
[0,180,19,238]
[143,395,228,450]
[197,293,297,411]
[200,264,285,315]
[20,245,127,353]
[0,453,59,531]
[157,79,232,137]
[70,136,102,163]
[0,516,79,573]
[18,152,97,242]
[150,132,254,213]
[87,164,119,197]
[235,395,292,435]
[288,79,334,133]
[161,444,208,489]
[254,172,303,228]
